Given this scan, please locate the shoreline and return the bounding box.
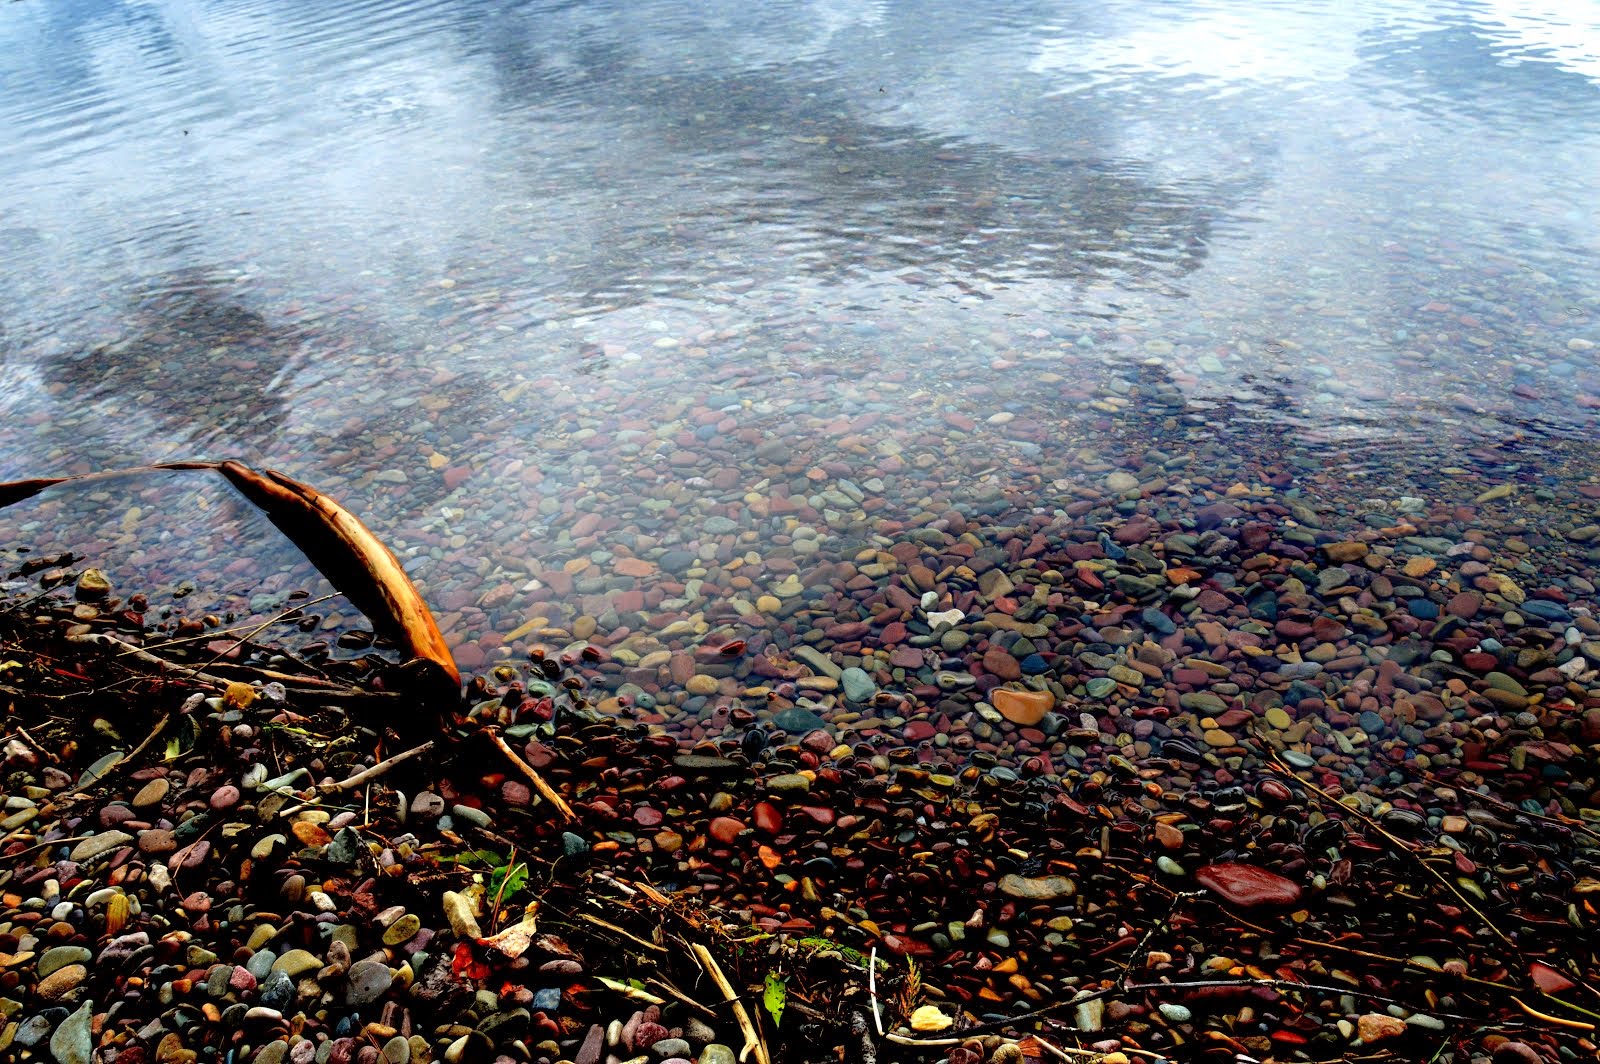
[3,472,1599,1063]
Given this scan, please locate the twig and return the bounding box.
[1419,769,1600,844]
[68,631,394,704]
[14,726,50,757]
[1267,752,1516,947]
[188,592,343,678]
[691,942,769,1064]
[486,728,575,821]
[117,592,339,658]
[1513,996,1597,1032]
[647,976,720,1018]
[597,976,666,1005]
[868,946,884,1036]
[884,1032,962,1047]
[319,741,435,793]
[1030,1038,1092,1061]
[580,913,666,952]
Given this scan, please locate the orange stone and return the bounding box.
[1357,1013,1407,1043]
[991,688,1055,726]
[614,557,656,578]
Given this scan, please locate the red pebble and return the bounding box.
[753,802,783,834]
[708,817,745,844]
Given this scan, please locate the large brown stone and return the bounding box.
[1194,862,1302,909]
[991,688,1054,726]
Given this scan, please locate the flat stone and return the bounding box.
[840,667,877,703]
[1324,542,1368,562]
[998,874,1076,901]
[766,773,811,797]
[133,778,171,807]
[346,957,393,1005]
[1194,862,1302,909]
[982,645,1022,681]
[990,688,1054,726]
[50,1000,95,1064]
[38,945,92,979]
[37,963,87,1000]
[1357,1013,1408,1042]
[70,831,134,862]
[272,948,323,978]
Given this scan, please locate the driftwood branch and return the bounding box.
[216,462,460,700]
[2,460,462,719]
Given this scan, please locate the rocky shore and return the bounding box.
[4,467,1600,1064]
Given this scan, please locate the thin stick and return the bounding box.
[1030,1038,1090,1061]
[580,913,667,952]
[868,946,884,1036]
[15,726,50,757]
[117,592,339,658]
[68,631,395,704]
[486,728,575,821]
[597,976,666,1005]
[884,1033,961,1047]
[319,741,435,793]
[1267,753,1516,947]
[647,976,720,1018]
[691,942,769,1064]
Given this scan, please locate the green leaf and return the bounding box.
[761,973,787,1028]
[491,861,529,901]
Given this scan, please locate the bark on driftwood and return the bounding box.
[0,460,461,713]
[215,462,460,701]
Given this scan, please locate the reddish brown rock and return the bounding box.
[708,817,745,845]
[981,645,1022,681]
[1194,862,1302,909]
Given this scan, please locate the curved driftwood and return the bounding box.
[1,460,461,710]
[0,461,219,509]
[215,461,460,700]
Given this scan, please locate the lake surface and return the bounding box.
[2,0,1599,660]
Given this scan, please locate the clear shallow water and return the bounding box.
[2,0,1600,651]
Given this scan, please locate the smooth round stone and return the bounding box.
[132,778,171,808]
[38,945,93,979]
[1157,1002,1192,1023]
[210,785,241,810]
[1085,677,1118,698]
[382,913,422,946]
[1105,472,1139,493]
[650,1038,691,1059]
[382,1035,410,1064]
[991,688,1054,726]
[345,958,393,1005]
[1264,707,1293,729]
[37,963,87,1000]
[840,667,877,703]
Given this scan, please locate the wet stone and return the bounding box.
[1194,863,1302,909]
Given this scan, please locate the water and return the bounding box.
[2,0,1599,655]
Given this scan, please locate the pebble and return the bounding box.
[50,1001,94,1064]
[1193,863,1303,909]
